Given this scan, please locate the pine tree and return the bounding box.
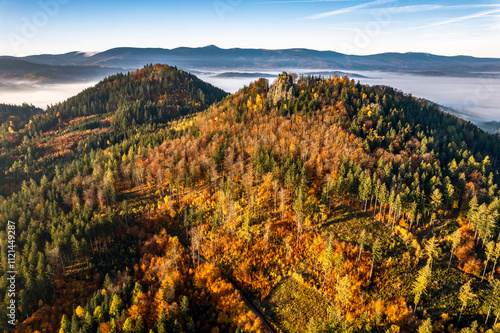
[370,238,382,280]
[424,236,439,270]
[484,279,500,326]
[135,316,144,333]
[336,275,352,316]
[123,318,134,333]
[412,264,431,313]
[491,242,500,279]
[180,295,189,317]
[322,237,334,287]
[59,314,70,333]
[467,196,479,226]
[110,318,117,333]
[357,229,368,262]
[109,294,123,318]
[430,188,442,225]
[294,187,304,247]
[458,280,476,324]
[359,174,372,211]
[483,241,496,280]
[417,318,433,333]
[449,230,461,268]
[334,252,345,287]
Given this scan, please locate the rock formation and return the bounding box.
[268,72,296,104]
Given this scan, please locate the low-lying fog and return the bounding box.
[1,70,499,131]
[0,81,99,109]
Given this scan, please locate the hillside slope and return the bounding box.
[0,63,227,196]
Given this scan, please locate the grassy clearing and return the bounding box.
[263,276,331,333]
[321,205,408,260]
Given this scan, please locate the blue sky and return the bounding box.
[0,0,499,57]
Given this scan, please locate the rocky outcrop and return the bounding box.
[268,72,296,104]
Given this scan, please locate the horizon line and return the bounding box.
[2,45,499,60]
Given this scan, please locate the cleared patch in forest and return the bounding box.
[263,276,331,333]
[322,205,396,248]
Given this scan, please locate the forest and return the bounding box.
[1,64,500,333]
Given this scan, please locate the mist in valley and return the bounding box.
[0,80,99,109]
[1,70,499,132]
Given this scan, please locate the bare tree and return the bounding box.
[272,179,280,211]
[280,188,287,219]
[190,225,203,267]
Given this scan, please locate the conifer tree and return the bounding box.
[417,318,433,333]
[449,230,461,268]
[424,236,439,270]
[484,279,500,325]
[412,264,431,313]
[458,280,476,324]
[370,238,382,280]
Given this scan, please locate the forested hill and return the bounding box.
[0,64,227,196]
[0,103,43,124]
[29,63,228,135]
[2,68,500,333]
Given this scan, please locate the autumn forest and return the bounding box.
[1,64,500,333]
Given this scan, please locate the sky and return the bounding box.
[0,0,499,57]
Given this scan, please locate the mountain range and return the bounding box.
[2,45,500,83]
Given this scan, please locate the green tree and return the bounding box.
[449,230,461,268]
[334,252,345,287]
[187,317,196,333]
[491,242,500,279]
[424,236,440,270]
[180,295,189,317]
[322,237,334,288]
[370,238,382,280]
[60,314,70,333]
[484,279,500,326]
[357,229,367,262]
[109,294,123,318]
[135,316,144,333]
[458,280,476,324]
[294,187,304,247]
[412,264,431,313]
[123,318,134,333]
[467,197,478,226]
[418,318,433,333]
[240,210,251,251]
[359,174,372,211]
[110,318,117,333]
[430,188,442,225]
[94,306,104,324]
[484,241,496,280]
[336,275,352,316]
[460,321,478,333]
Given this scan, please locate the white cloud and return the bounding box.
[418,8,500,29]
[389,5,442,14]
[304,0,397,19]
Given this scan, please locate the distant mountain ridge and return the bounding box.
[2,45,500,82]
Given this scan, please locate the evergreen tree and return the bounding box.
[418,318,433,333]
[413,264,431,313]
[458,280,476,324]
[449,230,461,268]
[123,318,134,333]
[370,238,382,280]
[424,236,440,270]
